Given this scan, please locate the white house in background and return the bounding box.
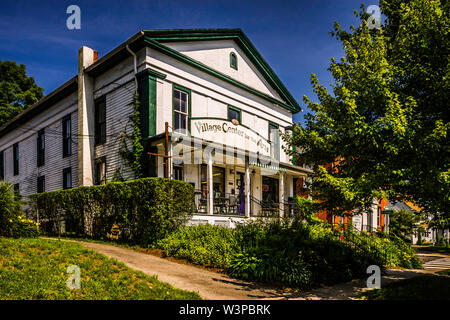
[0,29,312,226]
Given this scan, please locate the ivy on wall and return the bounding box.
[119,94,144,179]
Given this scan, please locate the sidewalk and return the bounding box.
[63,240,429,300]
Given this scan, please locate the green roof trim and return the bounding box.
[143,29,301,113]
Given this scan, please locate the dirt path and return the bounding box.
[51,239,429,300]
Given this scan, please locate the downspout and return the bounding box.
[126,45,138,94]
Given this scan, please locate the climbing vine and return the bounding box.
[119,94,144,179]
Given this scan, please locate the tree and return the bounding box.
[389,209,424,242]
[283,0,449,217]
[0,60,44,127]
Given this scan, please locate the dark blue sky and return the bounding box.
[0,0,371,123]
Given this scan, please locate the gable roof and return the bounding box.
[142,29,301,113]
[0,29,301,139]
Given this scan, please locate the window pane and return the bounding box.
[174,90,181,111]
[228,109,240,121]
[175,112,180,130]
[180,92,187,113]
[180,114,186,130]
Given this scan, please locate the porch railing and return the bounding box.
[194,190,245,216]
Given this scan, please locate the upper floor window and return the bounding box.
[13,143,19,176]
[95,98,106,145]
[62,115,72,157]
[269,122,280,161]
[37,129,45,167]
[0,150,4,180]
[63,167,72,190]
[95,157,106,185]
[230,52,238,70]
[173,86,190,132]
[173,165,184,181]
[227,106,241,124]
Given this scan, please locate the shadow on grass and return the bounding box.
[360,274,450,300]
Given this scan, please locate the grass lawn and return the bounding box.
[0,237,202,300]
[436,269,450,275]
[359,275,450,300]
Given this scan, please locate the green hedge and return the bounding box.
[29,178,194,246]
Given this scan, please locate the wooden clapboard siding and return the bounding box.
[94,80,136,182]
[0,93,78,199]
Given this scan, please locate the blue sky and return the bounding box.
[0,0,372,124]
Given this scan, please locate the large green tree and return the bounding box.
[284,0,449,217]
[0,60,44,127]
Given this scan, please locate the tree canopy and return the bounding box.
[283,0,449,218]
[0,60,44,128]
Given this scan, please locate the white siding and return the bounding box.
[94,81,136,182]
[0,92,79,198]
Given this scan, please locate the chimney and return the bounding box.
[77,46,96,186]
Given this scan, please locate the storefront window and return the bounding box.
[262,176,279,204]
[201,165,225,198]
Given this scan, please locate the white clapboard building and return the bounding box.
[0,29,312,226]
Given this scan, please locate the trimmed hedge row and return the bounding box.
[29,178,194,246]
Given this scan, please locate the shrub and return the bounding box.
[6,215,40,238]
[157,218,422,289]
[29,178,194,246]
[157,224,239,268]
[0,181,21,235]
[0,181,38,238]
[436,237,449,248]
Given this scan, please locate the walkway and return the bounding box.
[65,240,429,300]
[422,257,450,272]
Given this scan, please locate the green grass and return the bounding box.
[0,237,202,300]
[436,269,450,275]
[359,275,450,300]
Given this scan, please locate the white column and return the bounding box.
[245,159,251,218]
[279,172,285,218]
[207,156,213,215]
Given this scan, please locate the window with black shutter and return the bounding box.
[95,98,106,145]
[37,129,45,166]
[63,167,72,190]
[62,115,72,157]
[13,143,19,176]
[37,175,45,193]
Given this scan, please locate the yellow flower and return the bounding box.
[9,219,12,223]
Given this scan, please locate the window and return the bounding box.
[95,98,106,145]
[227,106,241,123]
[230,52,238,70]
[13,183,20,200]
[173,86,189,132]
[13,143,19,176]
[95,157,106,185]
[173,165,184,181]
[63,167,72,190]
[37,129,45,166]
[0,150,4,180]
[268,122,280,161]
[37,175,45,193]
[62,115,72,157]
